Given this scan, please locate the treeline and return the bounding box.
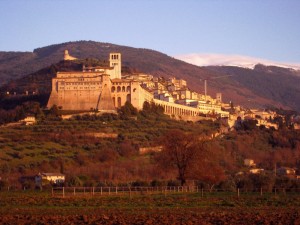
[0,94,50,110]
[0,101,44,125]
[0,93,57,125]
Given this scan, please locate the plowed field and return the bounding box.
[1,192,300,224]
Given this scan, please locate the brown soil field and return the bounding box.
[1,191,300,224]
[1,208,300,225]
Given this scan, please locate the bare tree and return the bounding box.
[156,130,204,185]
[156,129,225,187]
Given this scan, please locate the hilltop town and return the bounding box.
[47,50,300,131]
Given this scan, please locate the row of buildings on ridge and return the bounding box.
[49,50,272,124]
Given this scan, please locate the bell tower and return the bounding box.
[109,53,121,79]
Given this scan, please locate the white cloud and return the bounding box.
[174,53,300,70]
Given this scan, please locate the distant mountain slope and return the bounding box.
[0,41,300,111]
[0,52,35,83]
[175,53,300,70]
[205,65,300,111]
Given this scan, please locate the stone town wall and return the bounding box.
[47,72,104,110]
[130,81,153,110]
[48,89,101,111]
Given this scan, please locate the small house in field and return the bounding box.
[139,146,163,155]
[249,168,264,174]
[277,167,296,176]
[35,173,65,187]
[21,115,36,125]
[244,159,256,167]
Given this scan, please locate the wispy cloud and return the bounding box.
[174,53,300,70]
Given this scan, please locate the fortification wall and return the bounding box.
[131,82,153,110]
[97,75,115,111]
[47,89,101,110]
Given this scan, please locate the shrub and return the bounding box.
[96,149,119,163]
[151,179,166,187]
[0,180,7,190]
[131,180,149,187]
[118,141,137,157]
[66,176,83,187]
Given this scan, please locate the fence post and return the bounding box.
[62,187,65,198]
[73,187,75,196]
[237,188,240,198]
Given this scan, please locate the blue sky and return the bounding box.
[0,0,299,63]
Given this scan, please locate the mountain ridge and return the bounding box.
[175,53,300,71]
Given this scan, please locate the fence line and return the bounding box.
[51,186,300,198]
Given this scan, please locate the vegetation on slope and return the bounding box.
[0,101,300,191]
[0,102,219,188]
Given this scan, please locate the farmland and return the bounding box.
[0,191,300,224]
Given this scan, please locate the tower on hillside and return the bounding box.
[109,53,121,79]
[64,50,77,61]
[216,93,222,103]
